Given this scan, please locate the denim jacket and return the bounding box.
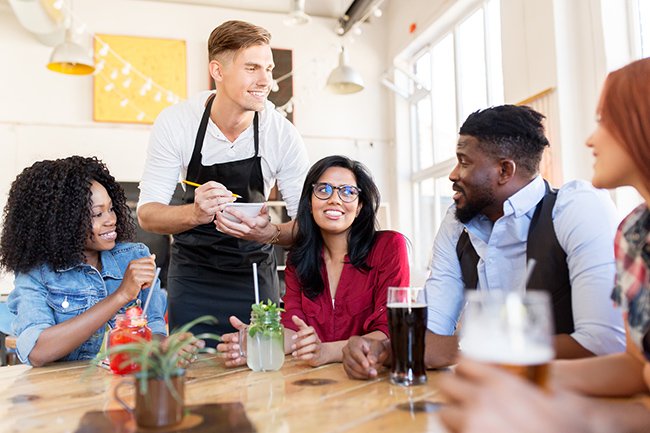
[8,242,167,365]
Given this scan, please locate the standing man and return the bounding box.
[137,21,309,336]
[342,105,626,379]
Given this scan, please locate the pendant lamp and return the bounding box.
[326,47,364,94]
[284,0,311,26]
[46,2,94,75]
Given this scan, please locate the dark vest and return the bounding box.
[456,181,574,334]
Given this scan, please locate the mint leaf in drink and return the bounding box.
[249,299,284,338]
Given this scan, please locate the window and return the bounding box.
[634,0,650,57]
[408,0,503,271]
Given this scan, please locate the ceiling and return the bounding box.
[141,0,355,19]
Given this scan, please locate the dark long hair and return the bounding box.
[0,156,135,273]
[288,155,380,299]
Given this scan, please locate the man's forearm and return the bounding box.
[138,202,198,235]
[554,334,595,359]
[275,220,297,247]
[424,332,459,369]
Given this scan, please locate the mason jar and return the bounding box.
[243,309,285,372]
[108,313,152,375]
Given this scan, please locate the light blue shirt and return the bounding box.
[8,242,167,365]
[425,176,626,355]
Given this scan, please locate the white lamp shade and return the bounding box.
[284,0,311,26]
[326,48,364,94]
[47,30,94,75]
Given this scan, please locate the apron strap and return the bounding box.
[253,111,259,157]
[186,95,260,184]
[186,93,216,183]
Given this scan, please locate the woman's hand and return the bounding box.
[291,316,328,367]
[216,316,248,367]
[161,332,205,368]
[116,255,156,304]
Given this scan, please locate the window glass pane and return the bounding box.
[457,8,487,123]
[415,178,435,271]
[415,51,432,89]
[431,34,457,163]
[486,0,504,104]
[415,97,433,169]
[435,176,454,228]
[414,176,455,271]
[640,0,650,57]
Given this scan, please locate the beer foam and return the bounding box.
[461,338,554,365]
[387,302,427,308]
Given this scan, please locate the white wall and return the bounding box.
[0,0,392,290]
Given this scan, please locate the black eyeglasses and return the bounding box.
[312,183,361,203]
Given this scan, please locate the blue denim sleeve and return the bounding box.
[8,269,55,365]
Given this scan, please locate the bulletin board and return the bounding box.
[93,34,187,124]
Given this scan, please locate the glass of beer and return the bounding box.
[460,290,555,388]
[387,286,428,386]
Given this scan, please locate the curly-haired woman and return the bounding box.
[1,156,169,367]
[218,155,410,367]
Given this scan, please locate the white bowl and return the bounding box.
[222,202,264,223]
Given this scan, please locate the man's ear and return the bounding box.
[209,59,224,84]
[497,159,516,185]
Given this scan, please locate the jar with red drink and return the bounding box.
[108,309,152,375]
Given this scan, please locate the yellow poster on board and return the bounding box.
[93,34,187,124]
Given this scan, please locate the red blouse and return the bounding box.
[281,231,410,342]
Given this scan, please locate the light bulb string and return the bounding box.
[93,34,180,98]
[94,73,149,120]
[59,3,183,103]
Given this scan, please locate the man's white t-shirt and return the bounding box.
[137,91,309,218]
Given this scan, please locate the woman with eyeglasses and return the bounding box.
[218,155,410,367]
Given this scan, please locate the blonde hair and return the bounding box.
[600,58,650,189]
[208,20,271,61]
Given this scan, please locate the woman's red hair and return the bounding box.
[600,58,650,190]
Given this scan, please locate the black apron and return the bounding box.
[167,94,279,338]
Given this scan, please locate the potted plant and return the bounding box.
[98,315,219,428]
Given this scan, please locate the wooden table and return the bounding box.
[0,356,449,432]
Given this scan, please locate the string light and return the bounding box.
[98,44,109,57]
[59,8,293,121]
[95,73,152,122]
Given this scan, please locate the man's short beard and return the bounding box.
[454,187,496,224]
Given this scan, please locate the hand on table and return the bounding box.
[192,181,236,226]
[438,358,596,433]
[116,255,156,303]
[291,316,328,367]
[215,316,248,367]
[342,336,390,380]
[161,332,206,368]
